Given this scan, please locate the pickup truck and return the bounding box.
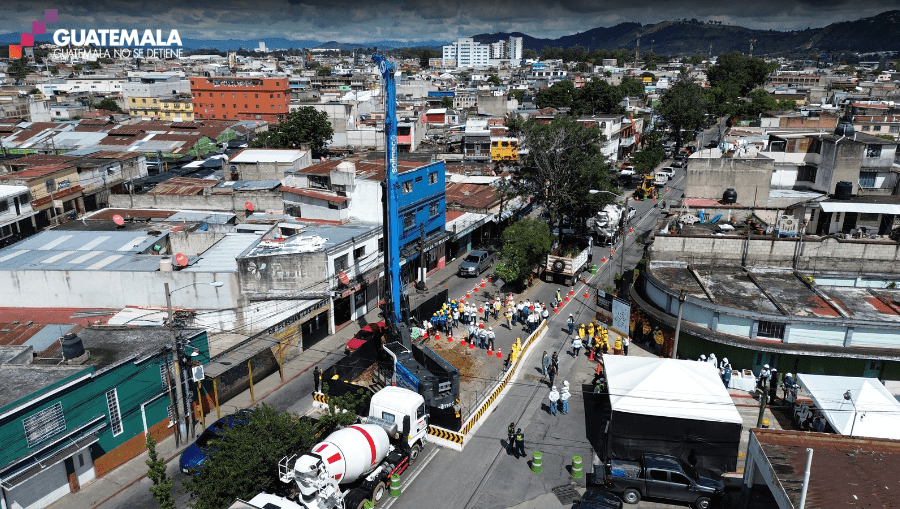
[458,249,495,277]
[605,454,724,509]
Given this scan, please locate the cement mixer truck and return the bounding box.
[266,387,428,509]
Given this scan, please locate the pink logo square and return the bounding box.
[21,33,34,46]
[33,21,46,35]
[9,45,22,59]
[45,9,58,23]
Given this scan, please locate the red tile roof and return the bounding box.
[445,182,500,210]
[0,307,119,349]
[0,164,76,181]
[446,210,466,221]
[282,186,349,203]
[147,177,213,196]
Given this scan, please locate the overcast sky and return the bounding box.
[1,0,895,44]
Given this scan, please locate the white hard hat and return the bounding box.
[700,354,707,360]
[764,364,770,369]
[489,327,493,331]
[563,380,569,387]
[786,373,793,378]
[722,357,728,363]
[552,386,557,391]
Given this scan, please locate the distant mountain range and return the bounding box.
[2,10,898,56]
[472,10,900,58]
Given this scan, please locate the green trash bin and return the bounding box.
[591,264,598,274]
[389,473,401,498]
[531,451,543,473]
[572,455,583,478]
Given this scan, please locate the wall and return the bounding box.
[651,235,900,274]
[685,156,774,205]
[476,93,508,117]
[818,139,863,194]
[347,179,381,222]
[169,231,228,256]
[237,251,328,300]
[109,191,283,218]
[0,269,239,309]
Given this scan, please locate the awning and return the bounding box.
[447,212,493,240]
[1,431,100,489]
[798,374,900,439]
[819,202,900,215]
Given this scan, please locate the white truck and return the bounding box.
[236,387,428,509]
[587,205,636,246]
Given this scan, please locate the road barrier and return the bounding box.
[572,455,583,478]
[531,451,543,473]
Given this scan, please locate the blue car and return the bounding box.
[179,409,253,474]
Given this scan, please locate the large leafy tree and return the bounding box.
[535,80,576,109]
[251,106,334,157]
[184,389,365,509]
[707,52,776,97]
[494,218,552,284]
[657,80,707,152]
[570,78,624,116]
[507,115,616,234]
[94,97,123,113]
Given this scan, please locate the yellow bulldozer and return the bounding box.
[634,174,658,201]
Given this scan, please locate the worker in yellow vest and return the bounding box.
[614,335,623,355]
[642,321,651,345]
[578,324,586,340]
[587,322,595,338]
[654,328,665,356]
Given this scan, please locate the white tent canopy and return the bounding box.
[603,356,742,424]
[797,374,900,439]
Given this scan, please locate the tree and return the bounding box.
[570,78,623,116]
[487,74,501,86]
[522,49,537,60]
[317,66,331,76]
[145,433,175,509]
[706,52,776,97]
[494,218,552,285]
[535,80,575,109]
[507,115,615,234]
[93,97,122,113]
[657,81,707,151]
[440,96,453,109]
[251,106,334,157]
[508,90,524,103]
[9,57,28,81]
[184,390,366,509]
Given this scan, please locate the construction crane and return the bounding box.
[749,39,757,58]
[371,53,460,413]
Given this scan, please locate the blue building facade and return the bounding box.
[397,160,448,278]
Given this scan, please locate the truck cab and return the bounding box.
[368,386,428,450]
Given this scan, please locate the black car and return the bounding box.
[575,488,624,509]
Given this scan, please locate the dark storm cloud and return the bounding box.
[0,0,894,43]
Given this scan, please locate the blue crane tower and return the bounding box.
[371,53,460,414]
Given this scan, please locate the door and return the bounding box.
[878,214,894,236]
[863,359,883,378]
[645,469,670,499]
[667,471,695,503]
[842,212,858,234]
[815,211,832,235]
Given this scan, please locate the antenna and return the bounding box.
[749,39,757,58]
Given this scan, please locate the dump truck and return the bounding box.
[543,237,591,285]
[238,387,429,509]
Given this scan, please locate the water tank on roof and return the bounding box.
[834,181,853,200]
[61,333,85,360]
[722,188,737,204]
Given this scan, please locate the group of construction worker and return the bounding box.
[565,315,629,358]
[631,310,671,357]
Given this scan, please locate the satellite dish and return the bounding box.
[113,214,124,226]
[245,201,255,211]
[174,253,189,267]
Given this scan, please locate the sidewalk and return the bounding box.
[52,248,483,509]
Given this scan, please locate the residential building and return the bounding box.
[853,114,900,140]
[190,77,290,124]
[228,148,311,181]
[490,137,518,163]
[442,38,490,69]
[0,184,35,246]
[464,119,491,160]
[0,163,83,227]
[0,326,209,509]
[127,95,194,121]
[122,74,191,104]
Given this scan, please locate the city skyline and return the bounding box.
[0,0,894,46]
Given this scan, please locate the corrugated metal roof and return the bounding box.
[0,230,167,271]
[183,233,260,272]
[165,211,235,224]
[229,149,308,163]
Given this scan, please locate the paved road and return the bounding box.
[97,169,687,509]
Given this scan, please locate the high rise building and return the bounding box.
[508,36,523,61]
[442,38,490,69]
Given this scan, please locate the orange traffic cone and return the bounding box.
[584,289,589,298]
[564,294,569,302]
[666,188,669,193]
[480,278,485,288]
[478,305,483,314]
[611,248,615,255]
[629,227,633,233]
[474,286,479,293]
[595,362,603,375]
[487,348,493,356]
[553,304,558,314]
[460,337,467,346]
[589,349,594,361]
[496,347,503,358]
[448,332,454,342]
[469,341,475,349]
[435,332,440,341]
[423,330,428,339]
[602,257,606,263]
[570,287,575,296]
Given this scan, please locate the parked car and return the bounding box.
[671,158,686,168]
[658,167,675,180]
[179,409,254,474]
[574,488,624,509]
[619,166,635,177]
[605,453,724,509]
[458,249,496,277]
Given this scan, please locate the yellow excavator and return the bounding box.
[633,174,658,201]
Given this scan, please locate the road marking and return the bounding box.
[381,445,441,509]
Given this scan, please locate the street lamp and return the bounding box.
[843,390,857,437]
[671,290,686,359]
[164,280,223,445]
[589,189,618,198]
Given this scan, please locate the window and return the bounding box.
[890,126,899,133]
[670,473,691,486]
[648,470,668,482]
[859,171,876,188]
[757,320,785,340]
[232,93,235,98]
[270,94,274,98]
[404,212,415,230]
[416,404,425,420]
[23,402,66,448]
[402,181,413,194]
[167,405,175,427]
[244,104,248,108]
[0,200,8,213]
[429,201,439,217]
[381,411,395,423]
[142,98,146,103]
[256,105,259,109]
[378,238,384,253]
[866,145,882,158]
[222,104,225,108]
[106,388,123,436]
[429,172,438,184]
[334,253,349,272]
[160,363,174,390]
[415,176,423,183]
[78,454,84,467]
[244,93,247,98]
[797,166,817,182]
[255,94,259,98]
[354,246,366,259]
[873,125,881,132]
[45,179,55,192]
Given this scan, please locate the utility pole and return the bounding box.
[749,39,757,58]
[671,290,686,359]
[165,282,187,446]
